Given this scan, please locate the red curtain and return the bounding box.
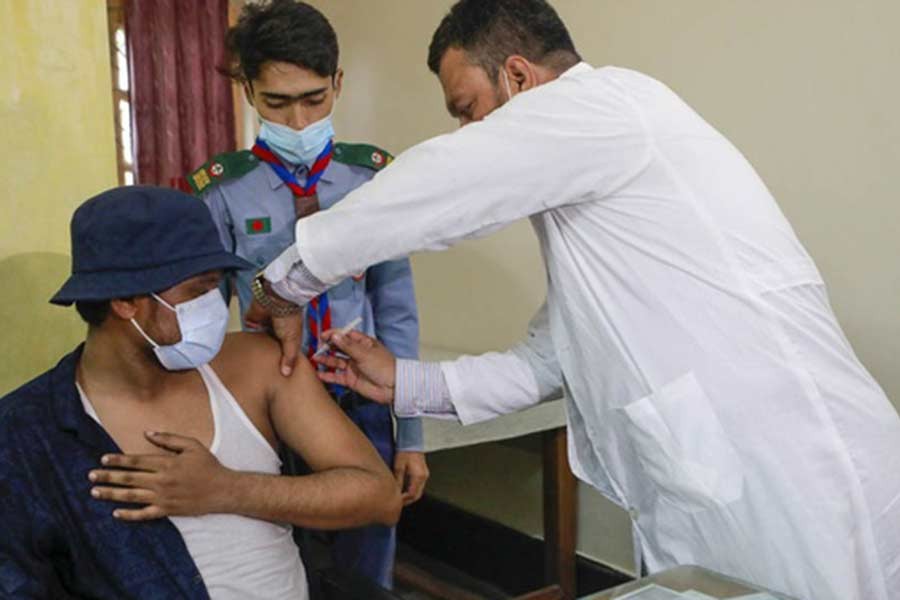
[126,0,235,187]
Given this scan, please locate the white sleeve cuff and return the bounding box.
[266,256,327,307]
[263,243,300,283]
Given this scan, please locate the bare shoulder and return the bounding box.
[216,331,278,365]
[211,332,316,393]
[214,331,283,379]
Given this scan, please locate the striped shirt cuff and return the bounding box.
[394,359,455,418]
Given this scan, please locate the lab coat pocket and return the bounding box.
[622,372,743,513]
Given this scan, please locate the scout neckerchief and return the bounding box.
[251,137,335,362]
[251,138,334,218]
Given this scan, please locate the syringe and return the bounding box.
[312,316,363,358]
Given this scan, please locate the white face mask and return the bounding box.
[131,288,229,371]
[257,103,336,166]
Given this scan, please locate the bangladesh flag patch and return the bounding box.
[245,217,271,235]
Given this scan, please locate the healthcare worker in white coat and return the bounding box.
[245,1,900,598]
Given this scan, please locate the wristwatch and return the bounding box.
[251,272,302,317]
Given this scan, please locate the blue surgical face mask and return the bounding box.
[131,288,229,371]
[258,105,335,166]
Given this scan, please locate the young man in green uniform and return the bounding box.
[185,0,428,588]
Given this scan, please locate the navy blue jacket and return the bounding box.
[0,346,209,599]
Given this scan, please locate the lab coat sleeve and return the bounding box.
[443,302,563,425]
[295,73,650,287]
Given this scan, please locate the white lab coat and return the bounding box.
[294,64,900,599]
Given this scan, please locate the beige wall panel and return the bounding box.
[0,0,119,394]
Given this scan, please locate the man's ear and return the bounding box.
[333,68,344,100]
[109,297,142,321]
[503,55,537,93]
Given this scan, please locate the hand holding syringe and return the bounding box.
[312,317,363,358]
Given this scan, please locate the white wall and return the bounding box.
[311,0,900,574]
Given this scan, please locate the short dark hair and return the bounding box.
[427,0,580,79]
[75,300,111,327]
[222,0,339,83]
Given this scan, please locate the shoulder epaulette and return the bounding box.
[185,150,259,196]
[332,142,393,172]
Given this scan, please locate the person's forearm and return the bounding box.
[394,339,557,426]
[293,91,630,289]
[265,75,648,301]
[222,466,401,529]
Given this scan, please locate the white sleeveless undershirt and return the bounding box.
[78,365,308,599]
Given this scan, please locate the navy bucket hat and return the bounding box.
[51,186,253,305]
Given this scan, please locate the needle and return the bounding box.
[313,316,363,358]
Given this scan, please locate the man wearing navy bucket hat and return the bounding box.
[0,186,400,599]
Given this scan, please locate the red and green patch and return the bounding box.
[184,150,260,196]
[333,142,393,172]
[245,217,271,235]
